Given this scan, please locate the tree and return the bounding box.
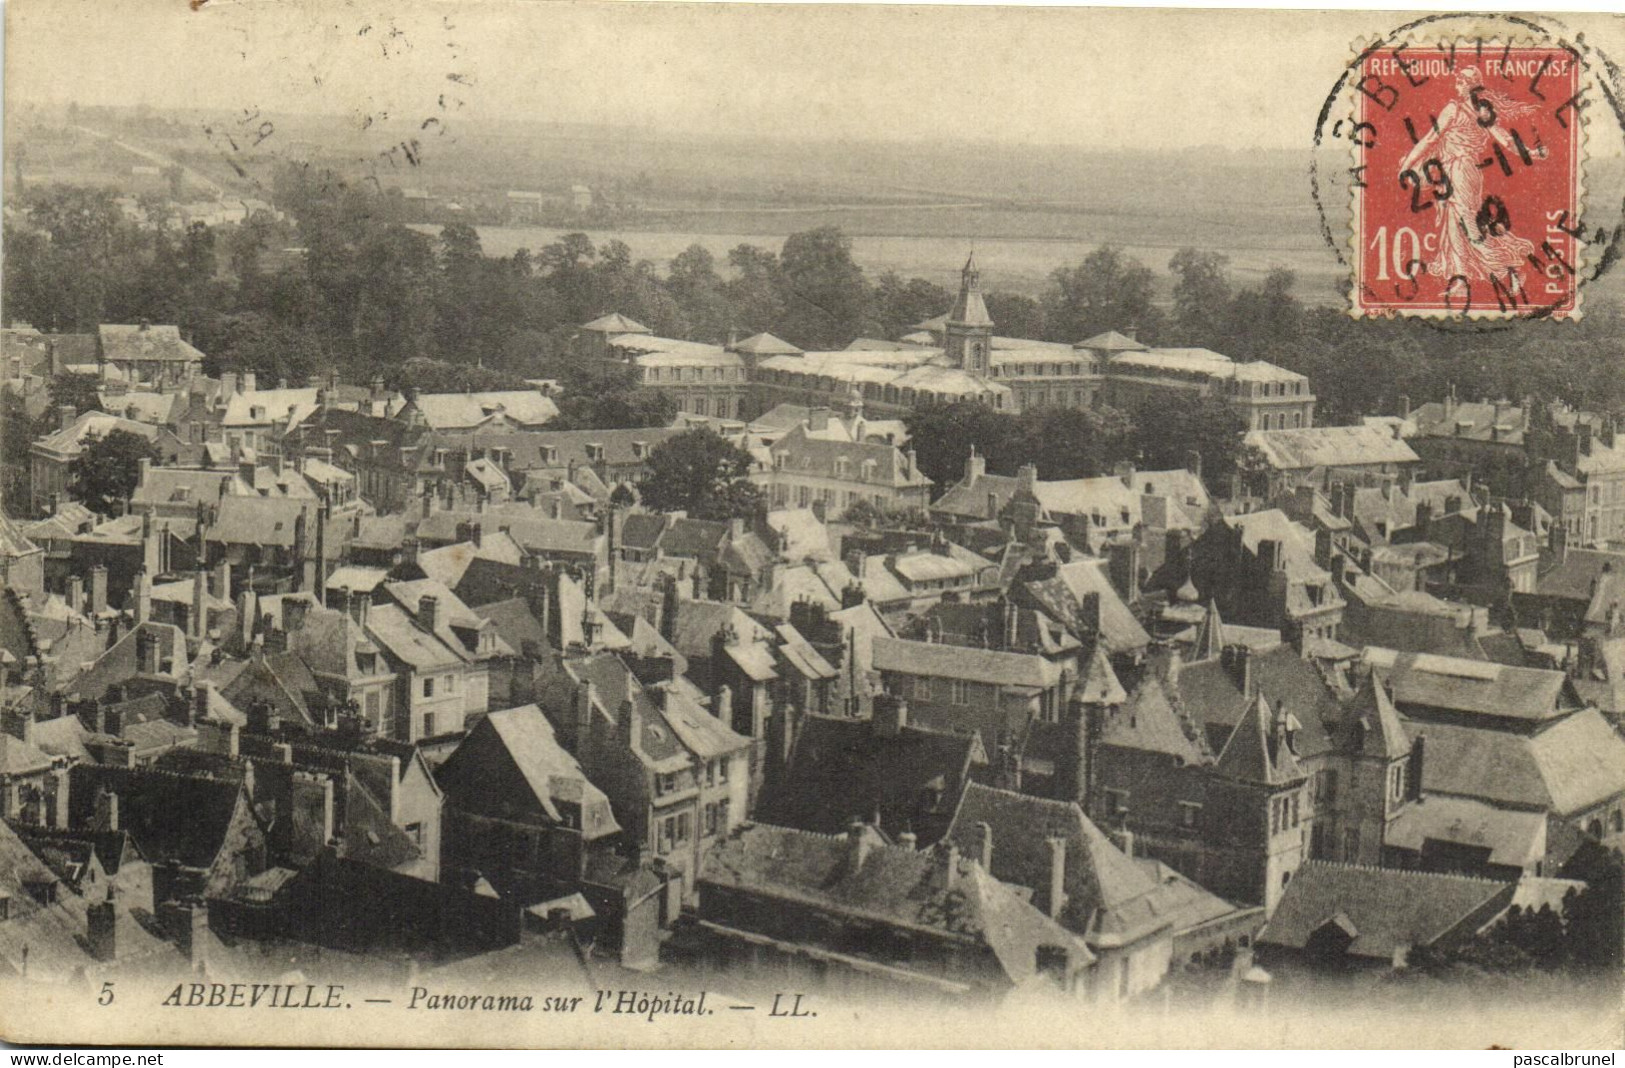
[1167,247,1233,347]
[1042,245,1160,345]
[1561,842,1625,972]
[636,428,762,520]
[49,373,105,419]
[1127,392,1245,485]
[68,429,158,516]
[777,227,874,349]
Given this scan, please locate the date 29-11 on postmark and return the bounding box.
[1351,41,1584,320]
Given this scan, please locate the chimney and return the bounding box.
[938,840,962,890]
[50,767,70,830]
[193,681,212,726]
[90,565,108,615]
[1076,591,1101,641]
[87,886,119,962]
[58,404,77,430]
[1114,460,1136,489]
[1111,827,1135,858]
[1407,734,1426,801]
[1185,450,1203,481]
[965,445,986,484]
[972,820,994,871]
[242,372,257,394]
[845,819,873,872]
[807,408,831,433]
[1034,837,1068,920]
[715,685,733,731]
[136,628,161,675]
[1106,538,1141,604]
[1017,463,1038,495]
[95,789,120,832]
[417,595,439,633]
[212,559,232,601]
[285,596,310,634]
[987,491,1000,520]
[898,830,918,850]
[67,575,84,615]
[872,693,907,738]
[1221,644,1254,698]
[191,569,207,639]
[1003,599,1019,650]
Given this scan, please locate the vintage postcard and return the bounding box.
[3,0,1625,1051]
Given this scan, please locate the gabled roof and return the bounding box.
[946,783,1174,946]
[1243,425,1420,471]
[1416,708,1625,816]
[1338,674,1411,760]
[32,411,158,456]
[1259,860,1514,960]
[1103,677,1207,765]
[761,713,986,845]
[701,821,1093,987]
[1213,692,1304,786]
[97,323,205,363]
[872,636,1060,689]
[1364,647,1579,724]
[1385,795,1547,869]
[402,391,559,431]
[0,732,53,776]
[451,705,618,833]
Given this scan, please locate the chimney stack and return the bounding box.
[418,595,439,633]
[1035,837,1068,920]
[95,789,120,832]
[973,820,994,871]
[846,819,873,872]
[90,565,108,616]
[872,693,907,738]
[67,575,84,615]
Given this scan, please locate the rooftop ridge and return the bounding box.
[1297,858,1514,888]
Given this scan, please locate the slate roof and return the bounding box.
[0,732,53,776]
[1214,693,1304,786]
[1533,549,1625,602]
[417,510,600,558]
[402,391,559,431]
[97,324,205,363]
[478,705,619,831]
[206,496,313,549]
[365,603,465,671]
[947,254,994,327]
[1415,709,1625,816]
[1104,677,1207,764]
[1385,795,1547,869]
[701,822,1094,986]
[1016,561,1151,656]
[946,783,1180,946]
[67,764,248,870]
[761,714,986,845]
[1243,425,1419,471]
[1259,860,1514,960]
[471,598,547,655]
[873,636,1060,690]
[1365,647,1579,724]
[32,411,158,456]
[1335,674,1411,760]
[731,332,801,355]
[769,424,931,489]
[1076,330,1149,353]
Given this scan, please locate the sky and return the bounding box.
[7,1,1625,153]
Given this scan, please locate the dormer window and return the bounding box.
[586,443,604,462]
[542,445,558,464]
[632,441,648,459]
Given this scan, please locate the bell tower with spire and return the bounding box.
[944,253,994,377]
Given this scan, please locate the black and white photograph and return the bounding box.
[1,0,1624,1050]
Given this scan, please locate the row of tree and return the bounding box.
[6,166,1624,438]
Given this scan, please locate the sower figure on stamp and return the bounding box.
[1399,66,1544,284]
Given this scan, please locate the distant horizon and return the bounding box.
[10,2,1622,157]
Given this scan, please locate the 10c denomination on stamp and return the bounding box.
[1351,41,1584,319]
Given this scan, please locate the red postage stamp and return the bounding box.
[1351,41,1584,319]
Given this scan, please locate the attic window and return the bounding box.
[585,444,604,461]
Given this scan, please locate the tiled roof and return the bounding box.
[946,783,1174,945]
[97,324,205,363]
[701,821,1093,985]
[1416,709,1625,816]
[1259,860,1514,960]
[1243,425,1419,471]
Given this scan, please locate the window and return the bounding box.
[445,674,457,694]
[1105,789,1129,817]
[656,772,677,796]
[404,822,423,846]
[1179,801,1202,829]
[658,816,675,855]
[950,679,969,705]
[704,802,719,836]
[705,760,716,788]
[717,758,729,784]
[422,677,435,698]
[421,712,436,738]
[676,812,691,843]
[1290,794,1300,827]
[912,676,933,701]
